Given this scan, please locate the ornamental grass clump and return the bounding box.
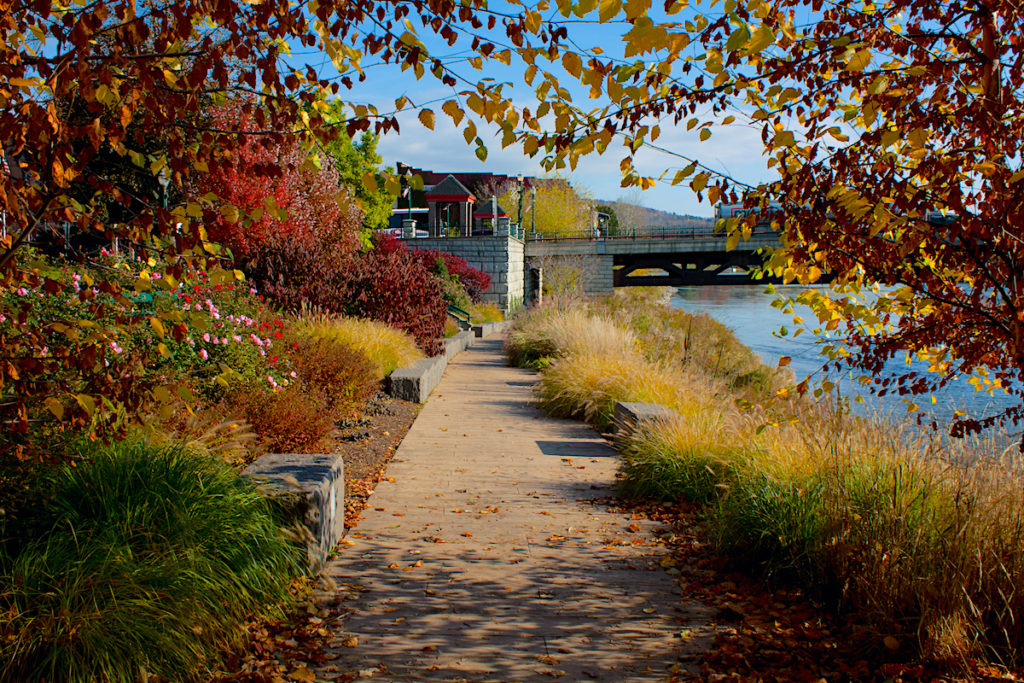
[617,411,744,503]
[506,304,636,368]
[536,351,693,432]
[0,440,302,683]
[289,313,424,379]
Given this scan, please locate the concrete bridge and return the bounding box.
[525,230,783,295]
[400,229,782,313]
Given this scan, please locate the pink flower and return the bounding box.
[199,348,208,360]
[202,332,211,342]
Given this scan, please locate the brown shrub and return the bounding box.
[287,338,379,413]
[243,385,334,454]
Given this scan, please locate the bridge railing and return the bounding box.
[526,225,781,242]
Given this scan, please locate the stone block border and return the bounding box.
[612,401,679,445]
[472,320,512,338]
[242,452,344,570]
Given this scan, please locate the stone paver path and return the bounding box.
[319,337,713,682]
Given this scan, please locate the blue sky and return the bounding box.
[290,5,776,216]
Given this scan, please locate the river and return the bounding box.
[670,285,1018,432]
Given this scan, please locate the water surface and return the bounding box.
[671,285,1017,430]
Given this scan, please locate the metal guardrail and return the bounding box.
[526,227,781,242]
[448,303,472,325]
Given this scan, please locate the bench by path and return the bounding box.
[317,337,714,682]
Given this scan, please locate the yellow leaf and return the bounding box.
[561,52,582,79]
[747,26,775,52]
[599,0,621,21]
[418,108,435,130]
[44,397,64,420]
[150,316,166,338]
[725,26,751,52]
[361,171,378,193]
[219,204,239,223]
[442,99,464,126]
[845,48,872,72]
[75,394,96,415]
[291,666,317,682]
[690,172,709,192]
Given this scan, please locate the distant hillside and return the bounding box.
[596,200,716,232]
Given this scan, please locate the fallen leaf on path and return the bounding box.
[290,666,316,682]
[341,636,358,648]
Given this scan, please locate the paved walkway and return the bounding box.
[318,337,713,682]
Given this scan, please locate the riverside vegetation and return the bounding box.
[506,289,1024,671]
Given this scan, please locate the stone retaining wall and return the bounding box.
[404,235,525,312]
[242,453,345,570]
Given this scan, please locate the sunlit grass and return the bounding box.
[289,313,424,379]
[506,303,637,368]
[510,295,1024,666]
[468,301,504,323]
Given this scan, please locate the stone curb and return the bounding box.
[388,330,481,402]
[242,452,344,570]
[471,319,512,338]
[613,401,679,446]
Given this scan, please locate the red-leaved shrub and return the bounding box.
[198,100,365,289]
[244,234,448,356]
[331,239,447,355]
[408,246,491,302]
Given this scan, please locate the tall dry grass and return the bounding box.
[506,302,637,368]
[289,311,424,379]
[511,294,1024,667]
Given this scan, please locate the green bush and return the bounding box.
[711,471,830,583]
[619,442,741,503]
[0,440,302,682]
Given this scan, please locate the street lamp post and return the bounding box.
[516,174,524,231]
